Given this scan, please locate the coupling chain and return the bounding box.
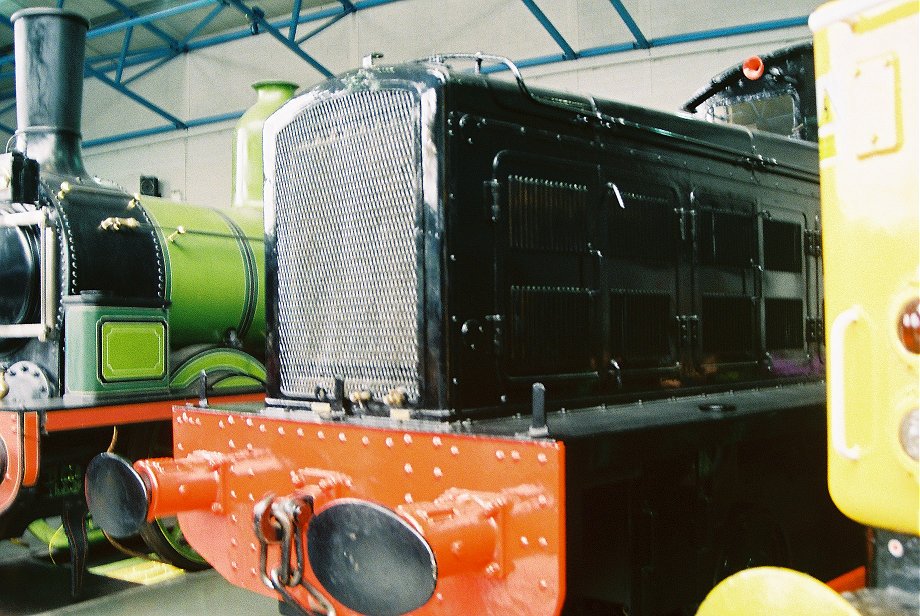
[253,493,336,616]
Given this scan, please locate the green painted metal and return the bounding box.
[169,347,266,390]
[28,518,106,550]
[64,303,169,398]
[100,321,166,382]
[232,80,298,208]
[140,198,265,351]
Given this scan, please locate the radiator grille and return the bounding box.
[272,90,421,400]
[699,210,755,267]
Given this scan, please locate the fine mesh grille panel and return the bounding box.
[508,176,589,252]
[702,295,754,358]
[610,291,672,362]
[273,90,421,400]
[765,298,804,350]
[509,286,596,375]
[763,219,803,272]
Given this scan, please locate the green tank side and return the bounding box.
[232,80,298,208]
[140,198,265,352]
[169,347,267,391]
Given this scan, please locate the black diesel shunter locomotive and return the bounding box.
[88,54,862,615]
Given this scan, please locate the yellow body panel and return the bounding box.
[697,567,861,616]
[811,0,919,534]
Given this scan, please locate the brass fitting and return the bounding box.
[384,387,407,408]
[99,217,140,232]
[166,225,187,242]
[57,181,72,200]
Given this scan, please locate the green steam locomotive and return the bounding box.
[0,7,291,589]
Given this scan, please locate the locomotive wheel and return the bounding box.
[138,516,209,571]
[119,422,210,571]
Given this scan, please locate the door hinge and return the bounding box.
[485,314,503,354]
[484,179,501,223]
[677,314,699,347]
[806,317,825,343]
[805,229,822,257]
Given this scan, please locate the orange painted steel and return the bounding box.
[162,405,566,615]
[397,484,551,579]
[42,392,264,432]
[1,394,263,516]
[825,566,866,593]
[20,412,39,487]
[136,455,224,522]
[0,412,23,514]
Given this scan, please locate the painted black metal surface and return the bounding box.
[868,529,920,597]
[11,8,90,177]
[0,207,37,328]
[52,183,164,301]
[307,499,437,616]
[683,42,817,143]
[264,59,821,419]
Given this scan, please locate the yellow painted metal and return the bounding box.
[697,567,861,616]
[810,0,919,534]
[88,556,185,585]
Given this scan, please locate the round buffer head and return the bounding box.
[85,452,150,539]
[307,499,437,616]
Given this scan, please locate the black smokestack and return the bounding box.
[11,8,89,177]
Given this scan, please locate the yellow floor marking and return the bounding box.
[88,556,186,585]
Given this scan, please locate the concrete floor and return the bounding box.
[0,537,277,616]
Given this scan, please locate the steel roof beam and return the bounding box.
[84,64,188,129]
[224,0,333,78]
[88,0,218,39]
[520,0,576,60]
[186,0,403,51]
[607,0,649,49]
[653,15,808,45]
[123,52,181,87]
[0,0,407,69]
[289,0,303,41]
[83,110,243,148]
[86,47,175,70]
[295,11,350,45]
[115,27,134,83]
[481,14,809,73]
[181,2,225,47]
[103,0,183,52]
